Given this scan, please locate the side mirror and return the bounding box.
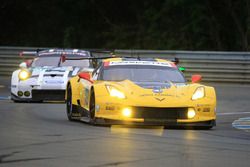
[61,54,66,63]
[191,74,202,83]
[25,59,33,67]
[171,57,179,65]
[19,62,27,68]
[78,72,93,83]
[178,67,185,72]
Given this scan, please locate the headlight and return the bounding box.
[192,87,205,100]
[122,108,132,117]
[106,85,126,99]
[187,108,196,119]
[18,69,30,80]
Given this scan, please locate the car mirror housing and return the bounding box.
[19,62,27,68]
[78,72,93,83]
[191,74,202,83]
[61,54,66,63]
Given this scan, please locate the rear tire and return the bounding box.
[12,100,22,103]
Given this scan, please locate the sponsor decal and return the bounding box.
[108,61,172,67]
[140,94,174,97]
[39,52,87,56]
[71,67,80,76]
[44,80,64,84]
[106,106,115,110]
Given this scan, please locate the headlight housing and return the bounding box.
[106,85,126,99]
[122,108,132,117]
[187,108,196,118]
[192,87,205,100]
[18,69,30,80]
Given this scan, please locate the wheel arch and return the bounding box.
[66,77,81,105]
[11,70,20,86]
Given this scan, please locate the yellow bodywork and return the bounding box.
[66,58,216,125]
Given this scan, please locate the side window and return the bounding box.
[92,64,102,80]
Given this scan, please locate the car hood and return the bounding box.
[29,66,79,77]
[18,66,88,86]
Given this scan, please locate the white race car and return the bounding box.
[11,49,94,102]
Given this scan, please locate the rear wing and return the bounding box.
[63,54,116,68]
[64,50,180,64]
[19,51,37,57]
[62,50,115,60]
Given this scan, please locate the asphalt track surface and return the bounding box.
[0,76,250,167]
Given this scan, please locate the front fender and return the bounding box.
[11,70,21,93]
[66,76,81,105]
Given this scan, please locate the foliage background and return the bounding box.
[0,0,249,51]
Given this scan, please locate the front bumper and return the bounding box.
[94,103,216,127]
[94,118,216,128]
[32,89,65,101]
[11,89,65,101]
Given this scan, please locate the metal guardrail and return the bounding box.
[0,46,250,83]
[115,50,250,83]
[0,47,47,77]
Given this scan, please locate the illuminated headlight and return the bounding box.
[18,70,30,80]
[187,108,196,119]
[106,85,126,99]
[122,108,132,117]
[192,87,205,100]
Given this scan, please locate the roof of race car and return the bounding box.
[38,49,91,57]
[102,57,177,68]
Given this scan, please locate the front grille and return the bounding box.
[43,74,64,77]
[32,90,65,101]
[132,107,188,119]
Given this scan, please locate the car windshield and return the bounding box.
[61,59,90,68]
[31,56,60,67]
[31,55,91,68]
[101,65,186,83]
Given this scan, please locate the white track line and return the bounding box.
[0,96,10,100]
[217,112,250,116]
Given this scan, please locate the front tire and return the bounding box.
[66,85,74,121]
[89,89,96,124]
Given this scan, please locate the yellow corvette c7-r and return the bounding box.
[65,57,216,129]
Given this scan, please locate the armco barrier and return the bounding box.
[115,50,250,83]
[0,47,47,76]
[0,47,250,83]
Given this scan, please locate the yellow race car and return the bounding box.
[66,57,216,129]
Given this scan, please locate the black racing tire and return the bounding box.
[13,100,22,103]
[89,89,96,124]
[66,85,74,121]
[31,100,43,103]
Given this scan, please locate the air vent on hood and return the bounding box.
[134,82,171,89]
[44,74,64,77]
